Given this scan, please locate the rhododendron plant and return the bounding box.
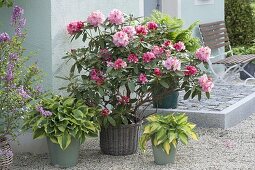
[63,10,213,127]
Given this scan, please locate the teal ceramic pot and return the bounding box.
[152,143,177,165]
[153,90,179,109]
[47,137,80,168]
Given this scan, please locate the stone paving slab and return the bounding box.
[144,84,255,129]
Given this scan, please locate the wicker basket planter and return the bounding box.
[0,137,13,170]
[100,122,141,156]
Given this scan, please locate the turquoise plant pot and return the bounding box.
[153,90,179,109]
[47,137,80,168]
[152,143,177,165]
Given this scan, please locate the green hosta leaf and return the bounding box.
[179,133,188,145]
[58,126,66,132]
[163,141,171,155]
[155,128,167,141]
[33,128,46,139]
[190,132,198,141]
[159,80,169,88]
[146,115,158,122]
[57,131,72,150]
[107,116,116,126]
[168,130,176,143]
[73,109,84,119]
[63,98,75,107]
[49,137,58,144]
[128,81,136,92]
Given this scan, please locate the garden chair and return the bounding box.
[198,21,255,84]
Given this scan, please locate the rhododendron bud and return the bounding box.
[184,66,198,76]
[154,68,161,76]
[114,58,127,69]
[101,108,111,117]
[173,41,185,52]
[138,73,148,84]
[163,57,181,71]
[135,25,148,35]
[122,26,136,38]
[87,10,105,27]
[108,9,124,25]
[147,21,158,30]
[151,46,164,56]
[67,21,84,35]
[195,46,211,62]
[142,52,156,63]
[127,54,139,63]
[112,31,129,47]
[118,96,130,105]
[198,74,214,92]
[162,40,172,47]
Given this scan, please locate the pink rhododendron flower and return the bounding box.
[165,50,171,57]
[101,108,111,117]
[108,9,124,25]
[184,66,198,76]
[87,10,105,27]
[173,41,185,52]
[135,25,148,35]
[67,21,84,35]
[163,57,181,71]
[138,73,148,84]
[151,46,164,56]
[90,69,104,85]
[142,52,156,63]
[122,26,136,38]
[114,58,127,69]
[147,21,158,30]
[127,54,139,63]
[195,46,211,62]
[118,96,130,105]
[162,40,172,48]
[106,61,114,67]
[198,74,214,92]
[154,68,161,76]
[112,31,129,47]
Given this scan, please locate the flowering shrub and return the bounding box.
[0,6,43,139]
[63,10,213,127]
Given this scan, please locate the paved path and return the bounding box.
[12,113,255,170]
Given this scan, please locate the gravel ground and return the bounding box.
[11,113,255,170]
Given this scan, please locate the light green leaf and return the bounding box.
[33,128,46,139]
[57,131,71,150]
[163,141,171,155]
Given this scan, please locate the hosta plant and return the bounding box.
[139,113,198,155]
[63,10,213,128]
[23,95,100,150]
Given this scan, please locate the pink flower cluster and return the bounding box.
[112,31,129,47]
[173,41,185,51]
[184,66,198,76]
[154,68,161,76]
[195,46,211,62]
[127,54,139,63]
[108,9,124,25]
[90,69,104,85]
[114,58,127,69]
[162,40,172,48]
[142,52,156,63]
[101,108,111,117]
[118,96,130,105]
[135,25,148,35]
[122,26,136,38]
[87,10,105,27]
[163,57,181,71]
[138,73,148,84]
[147,21,158,30]
[198,74,214,92]
[67,21,84,35]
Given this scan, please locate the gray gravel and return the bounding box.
[11,113,255,170]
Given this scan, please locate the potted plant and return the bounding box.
[62,10,213,156]
[0,6,44,169]
[139,113,198,165]
[23,95,100,168]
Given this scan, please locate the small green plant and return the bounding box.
[23,95,100,150]
[0,0,13,7]
[232,43,255,64]
[139,113,198,154]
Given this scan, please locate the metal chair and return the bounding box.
[199,21,255,83]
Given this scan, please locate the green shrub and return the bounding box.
[225,0,255,46]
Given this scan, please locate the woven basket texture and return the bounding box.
[0,137,13,170]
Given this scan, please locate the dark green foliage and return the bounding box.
[225,0,255,46]
[0,0,13,7]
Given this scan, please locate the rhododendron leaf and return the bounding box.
[134,66,138,74]
[128,81,135,92]
[82,33,87,42]
[198,91,202,101]
[108,116,116,126]
[206,92,210,99]
[75,31,82,40]
[184,90,191,100]
[159,80,169,88]
[121,116,129,125]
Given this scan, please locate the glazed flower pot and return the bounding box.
[47,138,80,168]
[153,90,179,109]
[240,62,255,80]
[0,137,13,169]
[152,143,176,165]
[100,122,140,156]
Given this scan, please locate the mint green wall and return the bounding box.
[0,0,52,89]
